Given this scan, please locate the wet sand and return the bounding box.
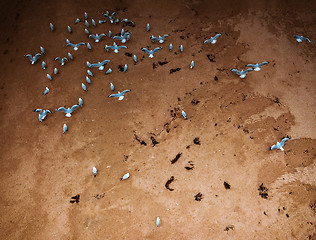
[0,0,315,239]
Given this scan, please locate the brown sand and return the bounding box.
[0,0,315,239]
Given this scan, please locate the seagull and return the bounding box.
[121,18,135,25]
[156,217,160,227]
[66,39,85,51]
[112,31,131,43]
[182,110,187,119]
[33,109,52,122]
[47,73,52,80]
[75,18,80,24]
[55,104,80,117]
[40,46,45,55]
[246,62,269,71]
[85,20,89,28]
[86,60,111,70]
[43,87,49,95]
[133,54,137,63]
[78,98,83,107]
[151,34,169,43]
[84,12,88,19]
[68,52,73,60]
[63,123,67,133]
[108,89,131,100]
[190,60,194,69]
[42,61,46,69]
[93,166,97,177]
[86,76,91,84]
[92,19,96,26]
[270,137,291,151]
[121,172,129,180]
[87,70,93,77]
[104,42,128,53]
[180,45,183,52]
[231,68,254,78]
[85,28,90,35]
[294,35,311,43]
[108,30,112,38]
[103,11,118,23]
[105,68,112,74]
[203,33,222,44]
[99,20,106,24]
[141,47,162,58]
[54,67,58,75]
[87,42,92,50]
[123,64,127,72]
[68,26,72,33]
[82,83,87,91]
[147,23,150,31]
[54,57,69,66]
[110,82,114,91]
[24,53,42,64]
[50,23,54,31]
[169,43,173,51]
[89,33,107,42]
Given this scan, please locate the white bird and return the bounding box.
[180,45,183,52]
[85,28,90,35]
[66,39,85,51]
[190,60,194,69]
[92,19,96,26]
[82,83,87,91]
[99,20,106,24]
[63,123,68,133]
[105,68,112,74]
[54,57,69,66]
[78,98,83,107]
[231,68,253,78]
[40,46,45,55]
[84,12,88,19]
[110,82,114,91]
[156,217,160,227]
[89,33,106,43]
[87,70,93,77]
[87,42,92,50]
[147,23,150,31]
[151,34,169,43]
[43,87,49,95]
[42,61,46,69]
[203,33,222,44]
[103,11,118,23]
[33,109,52,122]
[294,35,311,43]
[133,54,137,63]
[104,42,128,53]
[108,30,112,38]
[123,64,127,72]
[85,20,89,28]
[68,52,73,60]
[121,18,135,26]
[121,172,129,180]
[182,110,187,119]
[54,67,58,75]
[108,89,131,100]
[24,53,42,64]
[93,166,97,177]
[112,31,131,43]
[50,23,54,31]
[75,18,80,24]
[270,137,291,151]
[55,104,80,117]
[246,62,269,71]
[68,26,72,33]
[86,76,91,84]
[141,47,162,58]
[169,43,173,51]
[87,60,111,70]
[47,73,52,80]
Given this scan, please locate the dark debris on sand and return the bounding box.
[171,152,182,164]
[194,192,203,201]
[258,183,269,199]
[70,194,80,203]
[165,176,175,191]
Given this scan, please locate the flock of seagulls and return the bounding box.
[25,9,311,228]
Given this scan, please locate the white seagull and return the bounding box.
[93,166,97,177]
[54,57,69,66]
[43,87,49,95]
[294,35,311,43]
[66,39,85,51]
[246,62,269,71]
[89,33,107,43]
[203,33,222,44]
[156,217,160,227]
[270,137,291,151]
[55,104,80,117]
[231,68,253,78]
[78,98,83,107]
[108,89,131,100]
[33,109,52,122]
[24,53,42,64]
[63,123,68,133]
[151,34,169,43]
[182,110,187,119]
[104,42,128,53]
[121,172,130,180]
[86,60,110,70]
[141,47,162,58]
